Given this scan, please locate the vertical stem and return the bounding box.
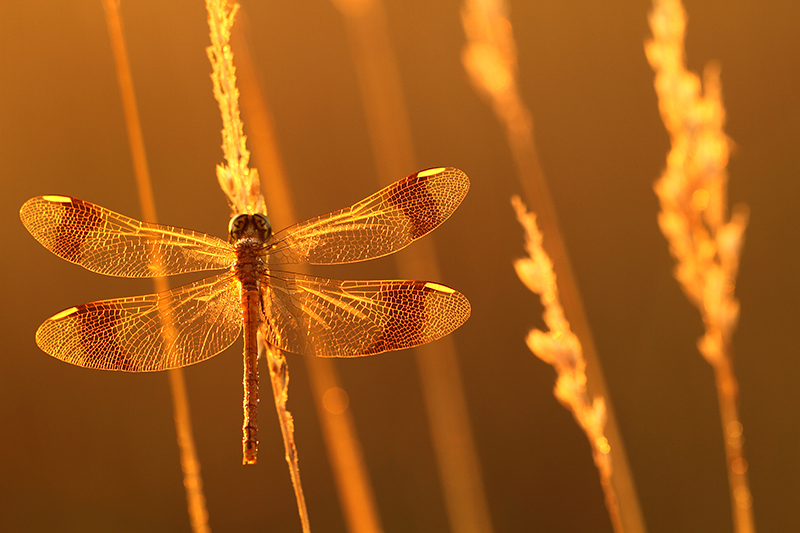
[101,0,156,220]
[599,469,623,533]
[332,2,494,530]
[168,368,211,533]
[306,358,383,533]
[261,340,311,533]
[714,353,754,533]
[231,17,383,530]
[205,2,309,528]
[461,2,644,529]
[512,197,624,533]
[506,114,634,533]
[414,340,494,533]
[646,2,754,530]
[102,1,210,531]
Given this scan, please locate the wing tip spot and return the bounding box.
[42,195,73,203]
[424,282,455,294]
[50,306,79,320]
[417,167,446,178]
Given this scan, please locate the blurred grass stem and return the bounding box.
[102,1,210,531]
[646,1,753,531]
[331,1,495,532]
[461,1,645,531]
[512,197,621,532]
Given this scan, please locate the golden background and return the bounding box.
[1,1,798,531]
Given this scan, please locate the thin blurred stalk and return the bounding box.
[205,1,309,530]
[331,1,494,532]
[512,197,621,532]
[231,18,384,533]
[260,340,311,533]
[101,1,210,532]
[461,1,645,532]
[645,2,753,532]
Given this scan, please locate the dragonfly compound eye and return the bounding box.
[228,213,273,242]
[253,214,273,240]
[228,214,250,240]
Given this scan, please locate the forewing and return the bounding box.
[36,273,242,371]
[20,195,234,277]
[262,271,471,357]
[266,167,469,265]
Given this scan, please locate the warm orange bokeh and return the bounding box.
[2,1,798,531]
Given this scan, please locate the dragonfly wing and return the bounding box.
[262,271,471,357]
[266,167,469,265]
[36,273,242,371]
[20,195,234,277]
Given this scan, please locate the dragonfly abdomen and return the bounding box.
[233,224,270,465]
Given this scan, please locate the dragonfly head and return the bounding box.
[229,213,273,243]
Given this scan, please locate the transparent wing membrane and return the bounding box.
[22,168,471,369]
[35,273,242,371]
[262,271,471,357]
[266,167,469,265]
[20,195,234,277]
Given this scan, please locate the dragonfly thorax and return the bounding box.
[229,213,272,244]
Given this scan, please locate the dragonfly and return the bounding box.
[20,166,471,464]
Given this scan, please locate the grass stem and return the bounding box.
[262,341,312,533]
[102,1,210,531]
[332,1,494,531]
[512,197,622,533]
[205,0,310,527]
[646,1,753,531]
[461,2,645,531]
[231,17,383,530]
